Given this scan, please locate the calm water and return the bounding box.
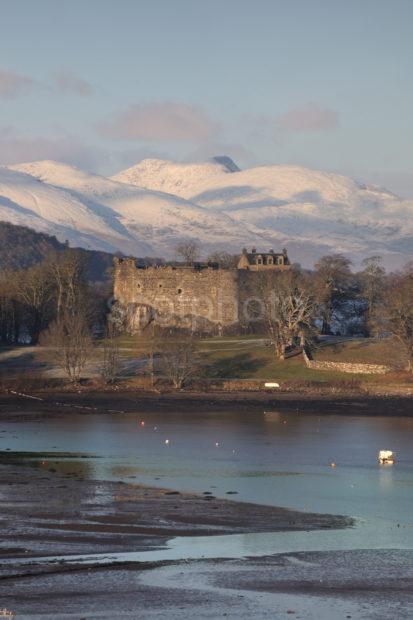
[1,408,413,558]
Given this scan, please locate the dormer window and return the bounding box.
[268,256,273,265]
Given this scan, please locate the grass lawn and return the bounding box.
[198,337,364,383]
[99,334,405,384]
[314,337,401,366]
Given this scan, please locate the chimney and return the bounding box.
[251,247,256,254]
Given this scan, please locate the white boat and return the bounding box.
[378,450,395,464]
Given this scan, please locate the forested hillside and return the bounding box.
[0,221,116,281]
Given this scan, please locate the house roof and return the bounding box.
[241,248,290,264]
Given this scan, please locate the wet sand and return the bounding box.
[0,453,355,617]
[0,394,412,618]
[0,457,351,564]
[1,548,412,618]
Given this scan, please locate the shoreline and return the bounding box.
[0,459,411,619]
[1,389,413,417]
[1,402,411,618]
[0,456,352,567]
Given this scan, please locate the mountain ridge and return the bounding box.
[1,157,412,268]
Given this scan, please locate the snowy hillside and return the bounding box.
[3,161,270,257]
[1,158,412,266]
[113,159,413,267]
[112,157,238,198]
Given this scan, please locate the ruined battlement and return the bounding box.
[112,249,291,334]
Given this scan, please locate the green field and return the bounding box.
[198,337,366,383]
[314,337,400,366]
[110,334,394,383]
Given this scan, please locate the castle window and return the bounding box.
[257,257,263,265]
[177,288,182,294]
[158,283,163,288]
[268,256,273,264]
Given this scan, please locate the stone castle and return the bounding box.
[112,248,291,334]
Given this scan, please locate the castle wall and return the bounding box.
[114,258,240,331]
[113,256,293,333]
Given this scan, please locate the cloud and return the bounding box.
[278,103,339,132]
[98,102,220,142]
[0,127,172,175]
[53,69,93,97]
[0,127,106,171]
[0,69,36,99]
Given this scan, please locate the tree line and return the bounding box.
[1,246,413,383]
[251,254,413,371]
[178,244,413,370]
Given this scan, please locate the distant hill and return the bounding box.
[0,221,117,281]
[1,157,412,267]
[2,160,254,259]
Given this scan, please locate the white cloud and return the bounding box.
[0,127,105,170]
[278,103,339,132]
[52,69,93,97]
[0,127,173,175]
[0,69,36,99]
[98,102,219,142]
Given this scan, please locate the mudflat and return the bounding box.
[1,389,413,418]
[0,393,412,618]
[0,457,352,565]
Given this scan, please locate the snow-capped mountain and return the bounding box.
[113,158,413,267]
[2,160,270,257]
[112,157,238,199]
[1,157,412,267]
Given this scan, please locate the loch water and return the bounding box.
[1,408,412,558]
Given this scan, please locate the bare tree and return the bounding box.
[314,254,353,334]
[382,270,413,371]
[257,271,316,360]
[39,310,93,382]
[175,241,200,265]
[45,249,88,318]
[15,263,54,343]
[99,323,120,383]
[359,255,386,336]
[158,333,200,389]
[0,273,21,344]
[207,251,239,269]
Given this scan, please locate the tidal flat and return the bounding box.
[0,393,412,618]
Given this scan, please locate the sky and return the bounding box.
[1,0,412,196]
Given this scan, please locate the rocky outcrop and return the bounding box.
[110,301,154,334]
